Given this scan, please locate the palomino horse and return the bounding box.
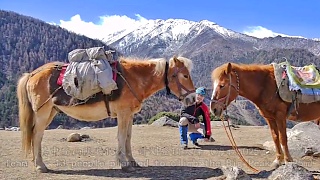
[17,56,196,173]
[209,62,320,169]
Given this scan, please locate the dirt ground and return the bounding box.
[0,125,319,180]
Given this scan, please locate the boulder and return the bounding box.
[268,162,314,180]
[263,122,320,157]
[56,125,63,129]
[221,166,251,180]
[151,116,178,127]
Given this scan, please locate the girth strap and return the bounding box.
[103,94,111,117]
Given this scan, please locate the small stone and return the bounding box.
[67,133,82,142]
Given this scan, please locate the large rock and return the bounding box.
[221,166,251,180]
[268,162,314,180]
[151,116,179,127]
[263,122,320,157]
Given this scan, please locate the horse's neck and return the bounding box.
[236,66,271,105]
[123,61,166,100]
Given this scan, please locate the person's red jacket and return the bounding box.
[180,102,212,138]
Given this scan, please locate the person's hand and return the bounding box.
[194,123,200,129]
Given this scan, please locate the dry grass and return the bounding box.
[0,125,319,180]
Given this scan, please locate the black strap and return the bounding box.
[103,94,111,117]
[164,61,171,95]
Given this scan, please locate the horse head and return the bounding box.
[166,56,196,106]
[210,62,239,117]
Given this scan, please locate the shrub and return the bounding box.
[148,111,223,124]
[148,111,180,124]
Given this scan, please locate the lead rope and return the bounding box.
[220,72,260,173]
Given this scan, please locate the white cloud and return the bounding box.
[242,26,304,39]
[57,14,150,41]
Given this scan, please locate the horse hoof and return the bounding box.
[36,166,48,173]
[270,162,280,170]
[130,161,142,168]
[122,165,135,172]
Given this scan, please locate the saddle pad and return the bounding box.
[287,64,320,89]
[272,62,320,103]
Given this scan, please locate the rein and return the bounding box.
[211,70,260,173]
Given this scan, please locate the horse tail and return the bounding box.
[17,73,34,157]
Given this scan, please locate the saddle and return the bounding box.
[273,61,320,104]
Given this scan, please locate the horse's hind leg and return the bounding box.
[276,115,293,164]
[116,111,134,172]
[33,107,57,173]
[125,118,141,168]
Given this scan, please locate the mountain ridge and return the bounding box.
[1,10,320,128]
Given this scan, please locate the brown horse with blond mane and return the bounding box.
[17,56,196,173]
[209,62,320,169]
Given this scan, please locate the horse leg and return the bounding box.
[116,111,134,172]
[276,116,293,163]
[125,118,141,168]
[266,118,284,169]
[33,108,57,172]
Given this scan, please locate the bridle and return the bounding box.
[164,62,195,101]
[211,70,240,109]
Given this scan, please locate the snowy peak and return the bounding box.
[104,18,252,46]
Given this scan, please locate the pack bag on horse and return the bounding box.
[210,61,320,171]
[62,46,118,100]
[17,51,196,173]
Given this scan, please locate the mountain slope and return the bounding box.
[1,10,320,128]
[105,18,320,59]
[104,18,320,126]
[0,10,119,128]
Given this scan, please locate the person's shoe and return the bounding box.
[189,133,203,146]
[209,137,215,142]
[181,144,188,150]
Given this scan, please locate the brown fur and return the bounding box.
[210,62,320,169]
[17,56,196,172]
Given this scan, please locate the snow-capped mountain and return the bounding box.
[105,19,255,45]
[101,18,320,59]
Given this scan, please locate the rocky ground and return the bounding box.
[0,122,319,180]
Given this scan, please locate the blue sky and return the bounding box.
[1,0,319,39]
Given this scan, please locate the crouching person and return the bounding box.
[178,87,214,149]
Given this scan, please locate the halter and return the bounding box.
[164,62,195,101]
[211,70,240,109]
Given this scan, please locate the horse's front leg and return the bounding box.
[265,118,284,169]
[125,118,142,168]
[116,111,135,172]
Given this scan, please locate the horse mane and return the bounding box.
[212,62,273,79]
[119,56,193,76]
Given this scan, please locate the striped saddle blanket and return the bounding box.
[272,61,320,103]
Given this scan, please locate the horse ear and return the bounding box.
[173,56,179,63]
[226,63,232,74]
